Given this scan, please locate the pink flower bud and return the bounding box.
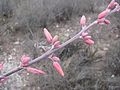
[52,35,59,44]
[107,0,118,9]
[81,32,88,37]
[104,19,111,25]
[84,36,92,40]
[53,41,61,48]
[85,39,94,45]
[53,62,64,77]
[26,67,46,75]
[52,56,60,62]
[98,9,110,19]
[44,28,53,43]
[21,55,30,66]
[97,18,105,24]
[80,15,86,26]
[0,62,4,71]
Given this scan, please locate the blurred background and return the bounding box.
[0,0,120,90]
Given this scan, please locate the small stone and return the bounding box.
[56,24,59,28]
[111,74,115,77]
[15,22,18,25]
[103,47,108,51]
[27,73,30,76]
[65,33,69,37]
[8,55,13,60]
[67,29,70,32]
[14,41,20,45]
[116,34,119,38]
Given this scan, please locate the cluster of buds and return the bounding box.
[20,55,46,75]
[49,54,64,77]
[80,15,94,45]
[44,28,61,48]
[81,32,94,45]
[97,0,120,25]
[107,0,119,10]
[43,28,64,76]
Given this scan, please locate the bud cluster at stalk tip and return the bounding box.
[97,0,120,25]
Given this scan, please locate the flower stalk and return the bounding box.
[0,0,120,83]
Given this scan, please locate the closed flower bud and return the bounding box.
[107,0,118,9]
[53,41,61,48]
[84,36,92,40]
[104,19,111,25]
[26,67,46,75]
[52,35,59,44]
[97,18,105,24]
[52,56,60,62]
[98,9,110,19]
[53,62,64,77]
[44,28,53,43]
[80,15,86,26]
[21,55,30,66]
[85,39,94,45]
[81,32,88,37]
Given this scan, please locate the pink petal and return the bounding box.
[97,18,105,24]
[81,32,88,37]
[53,41,61,48]
[98,9,110,19]
[104,19,111,25]
[53,62,64,77]
[26,67,46,75]
[44,28,53,43]
[21,55,30,66]
[52,56,60,62]
[80,15,86,26]
[107,0,118,9]
[84,39,94,45]
[84,36,92,40]
[52,35,59,44]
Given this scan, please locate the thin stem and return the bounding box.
[0,20,97,80]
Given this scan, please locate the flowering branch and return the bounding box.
[0,0,120,84]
